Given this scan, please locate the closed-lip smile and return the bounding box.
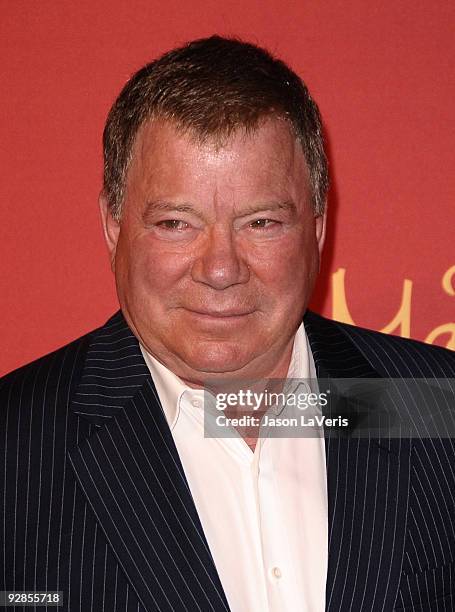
[186,308,254,318]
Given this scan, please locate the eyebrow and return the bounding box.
[142,201,205,222]
[236,200,297,217]
[142,199,297,222]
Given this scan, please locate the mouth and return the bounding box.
[184,308,254,319]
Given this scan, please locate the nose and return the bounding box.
[191,225,250,289]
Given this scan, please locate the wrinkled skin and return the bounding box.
[100,117,326,387]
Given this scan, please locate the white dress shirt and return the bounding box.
[140,323,327,612]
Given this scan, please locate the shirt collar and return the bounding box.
[140,321,316,431]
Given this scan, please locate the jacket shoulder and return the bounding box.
[0,326,95,404]
[306,311,455,377]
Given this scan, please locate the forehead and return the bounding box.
[125,116,311,202]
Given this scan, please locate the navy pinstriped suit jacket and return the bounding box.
[1,310,455,611]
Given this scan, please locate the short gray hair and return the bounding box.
[103,35,329,219]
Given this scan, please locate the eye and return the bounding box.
[248,219,278,229]
[156,219,190,231]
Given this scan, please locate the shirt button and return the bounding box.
[191,399,201,408]
[271,566,282,579]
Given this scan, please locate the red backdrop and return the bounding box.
[1,1,454,375]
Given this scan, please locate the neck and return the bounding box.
[180,338,295,392]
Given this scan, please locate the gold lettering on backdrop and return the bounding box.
[441,265,455,296]
[332,266,454,350]
[425,325,455,349]
[332,268,412,337]
[425,265,455,349]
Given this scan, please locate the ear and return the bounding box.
[99,193,120,271]
[315,206,327,258]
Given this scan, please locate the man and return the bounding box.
[1,36,454,612]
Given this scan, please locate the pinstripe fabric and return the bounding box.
[1,310,454,611]
[304,312,455,612]
[1,314,229,612]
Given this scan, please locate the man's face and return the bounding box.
[100,117,326,385]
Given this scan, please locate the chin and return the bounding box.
[178,341,253,376]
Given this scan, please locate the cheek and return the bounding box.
[246,230,319,290]
[115,234,191,298]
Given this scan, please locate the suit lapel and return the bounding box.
[68,312,230,612]
[68,309,410,611]
[304,311,411,612]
